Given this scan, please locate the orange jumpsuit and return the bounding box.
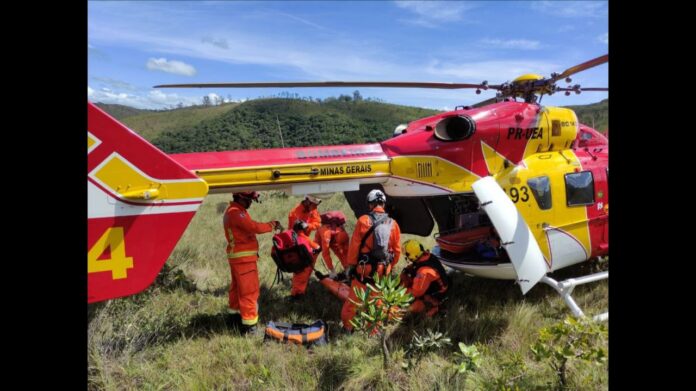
[341,206,401,330]
[400,253,448,317]
[315,224,350,271]
[223,201,274,326]
[288,203,322,296]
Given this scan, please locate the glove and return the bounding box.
[293,219,308,232]
[328,271,337,279]
[312,246,322,255]
[270,221,281,230]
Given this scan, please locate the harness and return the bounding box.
[404,256,449,301]
[352,212,393,283]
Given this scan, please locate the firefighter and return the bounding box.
[341,189,401,331]
[223,191,280,334]
[400,239,449,317]
[287,195,322,299]
[315,212,350,279]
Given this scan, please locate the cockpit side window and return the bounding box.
[564,171,594,206]
[527,176,552,210]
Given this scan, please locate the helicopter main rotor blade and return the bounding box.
[553,54,608,81]
[154,81,502,90]
[555,87,608,92]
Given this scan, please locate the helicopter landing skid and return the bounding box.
[540,271,608,322]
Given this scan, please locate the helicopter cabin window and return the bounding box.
[527,176,552,210]
[564,171,594,206]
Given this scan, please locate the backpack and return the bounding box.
[359,212,394,263]
[320,211,346,226]
[264,320,328,347]
[271,230,314,273]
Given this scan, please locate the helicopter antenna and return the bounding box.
[276,115,285,148]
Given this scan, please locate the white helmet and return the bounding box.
[304,195,322,205]
[367,189,386,204]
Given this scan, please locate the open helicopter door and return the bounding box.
[472,176,548,294]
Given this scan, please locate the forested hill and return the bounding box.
[564,99,608,133]
[95,97,607,154]
[150,99,439,153]
[95,103,151,121]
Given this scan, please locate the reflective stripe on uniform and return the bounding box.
[228,308,240,315]
[241,315,258,325]
[227,250,258,259]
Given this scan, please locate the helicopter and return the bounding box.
[88,54,608,320]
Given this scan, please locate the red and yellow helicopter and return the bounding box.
[88,54,608,319]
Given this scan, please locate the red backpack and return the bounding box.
[271,230,314,273]
[320,211,346,226]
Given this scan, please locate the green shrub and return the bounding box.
[530,316,608,390]
[350,272,413,368]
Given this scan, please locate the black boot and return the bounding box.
[287,293,305,302]
[314,270,327,280]
[226,313,242,330]
[241,323,258,336]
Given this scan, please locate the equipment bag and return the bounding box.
[271,230,313,273]
[320,211,346,226]
[264,320,328,346]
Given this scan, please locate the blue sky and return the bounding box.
[88,1,608,110]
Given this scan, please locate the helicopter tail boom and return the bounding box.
[170,144,391,195]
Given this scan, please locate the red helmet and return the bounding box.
[233,191,260,202]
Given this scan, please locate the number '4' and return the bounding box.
[88,227,133,279]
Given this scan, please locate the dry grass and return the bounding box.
[88,192,608,390]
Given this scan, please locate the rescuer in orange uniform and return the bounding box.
[341,189,401,331]
[287,195,322,299]
[315,212,350,279]
[400,239,449,317]
[223,191,280,333]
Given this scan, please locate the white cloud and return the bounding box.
[599,33,608,44]
[480,39,541,50]
[87,85,201,109]
[146,57,197,76]
[277,12,329,31]
[531,1,607,18]
[394,1,477,23]
[201,36,229,49]
[91,76,139,91]
[425,59,560,82]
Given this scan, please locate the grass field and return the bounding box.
[88,192,608,390]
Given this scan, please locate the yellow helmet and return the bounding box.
[403,239,425,262]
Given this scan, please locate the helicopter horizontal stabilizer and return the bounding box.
[88,102,209,303]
